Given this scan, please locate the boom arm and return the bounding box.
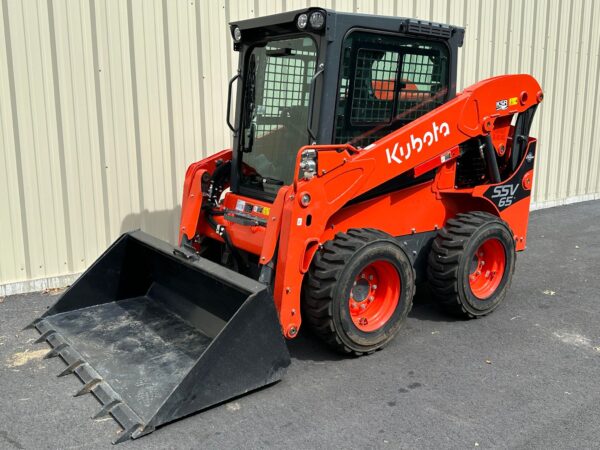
[298,74,543,198]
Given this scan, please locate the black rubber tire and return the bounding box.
[302,228,415,355]
[427,211,516,318]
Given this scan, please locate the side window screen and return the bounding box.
[398,52,444,122]
[350,49,399,124]
[335,32,449,148]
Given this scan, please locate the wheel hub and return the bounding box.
[350,278,371,302]
[468,238,506,300]
[349,261,400,332]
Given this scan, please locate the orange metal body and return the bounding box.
[180,74,543,338]
[179,149,232,244]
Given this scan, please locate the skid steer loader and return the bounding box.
[29,8,543,443]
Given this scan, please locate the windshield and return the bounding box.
[239,36,317,196]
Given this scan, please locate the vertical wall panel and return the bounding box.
[568,0,591,198]
[166,0,204,205]
[0,0,26,283]
[94,0,141,242]
[4,0,68,282]
[52,0,108,273]
[585,2,600,194]
[1,0,600,293]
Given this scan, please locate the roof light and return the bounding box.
[233,26,242,42]
[309,11,325,30]
[297,13,308,30]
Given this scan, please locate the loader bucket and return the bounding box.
[30,230,290,444]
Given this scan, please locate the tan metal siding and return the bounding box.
[1,0,599,293]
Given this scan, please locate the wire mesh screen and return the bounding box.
[256,48,316,138]
[335,32,449,148]
[350,49,399,123]
[398,52,446,122]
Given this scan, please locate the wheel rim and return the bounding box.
[468,238,506,300]
[348,260,400,332]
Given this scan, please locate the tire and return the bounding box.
[427,211,516,318]
[303,228,415,355]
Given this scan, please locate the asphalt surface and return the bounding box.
[1,200,599,449]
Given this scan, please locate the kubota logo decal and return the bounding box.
[385,121,450,165]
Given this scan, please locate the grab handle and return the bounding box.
[307,63,325,143]
[226,71,241,133]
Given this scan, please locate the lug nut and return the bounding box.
[368,275,373,281]
[360,304,366,310]
[372,284,377,290]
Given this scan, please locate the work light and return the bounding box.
[309,11,325,30]
[233,26,242,42]
[297,13,308,30]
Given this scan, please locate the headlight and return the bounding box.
[297,13,308,30]
[299,149,317,180]
[300,193,311,207]
[309,11,325,30]
[232,26,242,42]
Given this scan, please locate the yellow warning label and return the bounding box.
[509,97,518,106]
[263,207,270,216]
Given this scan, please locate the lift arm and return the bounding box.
[298,74,543,198]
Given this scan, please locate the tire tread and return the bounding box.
[303,228,415,355]
[427,211,510,318]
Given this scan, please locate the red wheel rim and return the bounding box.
[468,238,506,299]
[348,260,400,332]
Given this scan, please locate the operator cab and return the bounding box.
[229,8,464,201]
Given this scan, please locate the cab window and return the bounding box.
[335,31,449,148]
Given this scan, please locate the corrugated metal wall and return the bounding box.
[1,0,599,294]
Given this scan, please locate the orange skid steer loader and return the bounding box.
[29,8,542,443]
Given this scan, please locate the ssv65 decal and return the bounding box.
[491,184,519,207]
[483,142,537,211]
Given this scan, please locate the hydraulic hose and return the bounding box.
[206,209,246,270]
[479,135,501,183]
